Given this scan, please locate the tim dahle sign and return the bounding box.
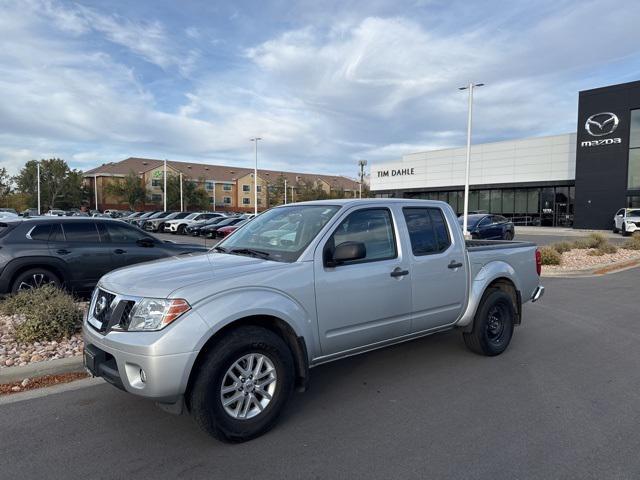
[580,112,622,147]
[377,167,415,178]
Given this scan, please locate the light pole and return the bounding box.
[94,174,98,211]
[459,82,484,237]
[250,137,262,215]
[179,172,183,211]
[358,159,367,198]
[284,178,287,204]
[163,159,167,211]
[36,162,41,214]
[212,179,216,212]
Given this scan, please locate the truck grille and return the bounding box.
[89,289,136,333]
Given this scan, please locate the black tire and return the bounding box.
[11,268,62,294]
[504,230,514,240]
[622,224,631,236]
[463,289,515,356]
[189,326,295,443]
[613,227,619,233]
[177,224,186,235]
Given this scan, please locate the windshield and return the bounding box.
[628,210,640,217]
[184,212,200,220]
[458,215,484,228]
[217,205,341,262]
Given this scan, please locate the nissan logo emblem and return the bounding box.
[585,112,619,137]
[94,296,108,315]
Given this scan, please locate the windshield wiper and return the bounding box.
[229,248,270,259]
[212,246,227,253]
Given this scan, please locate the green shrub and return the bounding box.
[552,241,573,254]
[539,246,561,265]
[0,285,82,343]
[587,243,618,256]
[572,239,591,249]
[624,234,640,250]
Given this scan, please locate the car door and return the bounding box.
[401,207,467,332]
[98,221,165,269]
[314,207,412,356]
[48,221,112,291]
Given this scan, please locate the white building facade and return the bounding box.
[371,133,577,227]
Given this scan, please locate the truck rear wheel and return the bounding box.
[463,289,515,356]
[189,326,294,443]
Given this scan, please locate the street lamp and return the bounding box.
[250,137,262,215]
[179,172,183,211]
[163,159,168,211]
[458,82,484,237]
[358,159,367,199]
[94,174,98,211]
[37,161,41,215]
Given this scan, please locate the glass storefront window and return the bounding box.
[468,191,479,211]
[502,189,514,214]
[490,190,501,213]
[629,149,640,189]
[515,190,527,214]
[628,196,640,208]
[448,191,459,213]
[478,190,490,212]
[527,189,539,214]
[630,110,640,149]
[438,192,448,203]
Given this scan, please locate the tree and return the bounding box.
[104,171,147,210]
[267,174,287,207]
[15,158,84,211]
[296,179,329,202]
[0,167,12,202]
[162,174,209,211]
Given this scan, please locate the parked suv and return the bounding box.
[164,212,225,234]
[613,208,640,236]
[0,218,207,294]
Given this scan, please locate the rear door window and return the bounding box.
[61,222,100,243]
[403,208,451,255]
[103,222,152,243]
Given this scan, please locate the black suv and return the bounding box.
[0,218,208,294]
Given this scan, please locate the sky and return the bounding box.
[1,0,640,179]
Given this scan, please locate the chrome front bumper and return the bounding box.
[531,285,544,302]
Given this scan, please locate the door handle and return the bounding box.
[56,249,70,255]
[114,249,127,254]
[390,267,409,278]
[448,260,463,269]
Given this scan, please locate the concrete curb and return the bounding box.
[0,377,104,405]
[541,257,640,278]
[0,356,84,384]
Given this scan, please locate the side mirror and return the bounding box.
[327,241,366,267]
[136,238,155,248]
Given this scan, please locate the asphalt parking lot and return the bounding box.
[1,268,639,479]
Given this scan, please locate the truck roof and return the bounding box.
[276,198,448,208]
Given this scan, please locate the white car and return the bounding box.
[613,208,640,236]
[163,212,226,234]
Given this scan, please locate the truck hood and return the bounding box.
[99,252,283,298]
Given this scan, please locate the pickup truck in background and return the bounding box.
[83,199,544,442]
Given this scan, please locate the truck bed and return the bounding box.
[465,239,536,251]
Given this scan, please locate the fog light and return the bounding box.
[140,369,147,383]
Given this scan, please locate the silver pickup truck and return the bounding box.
[83,199,544,442]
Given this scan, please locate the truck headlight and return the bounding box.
[126,298,191,331]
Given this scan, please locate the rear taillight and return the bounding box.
[535,249,542,276]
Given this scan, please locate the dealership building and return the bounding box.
[370,80,640,229]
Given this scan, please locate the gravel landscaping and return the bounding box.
[0,314,84,369]
[543,247,640,272]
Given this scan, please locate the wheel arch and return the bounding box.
[185,314,309,409]
[5,258,69,292]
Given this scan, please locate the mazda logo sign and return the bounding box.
[94,296,108,316]
[585,112,619,137]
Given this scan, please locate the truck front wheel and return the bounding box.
[463,289,515,356]
[189,326,294,442]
